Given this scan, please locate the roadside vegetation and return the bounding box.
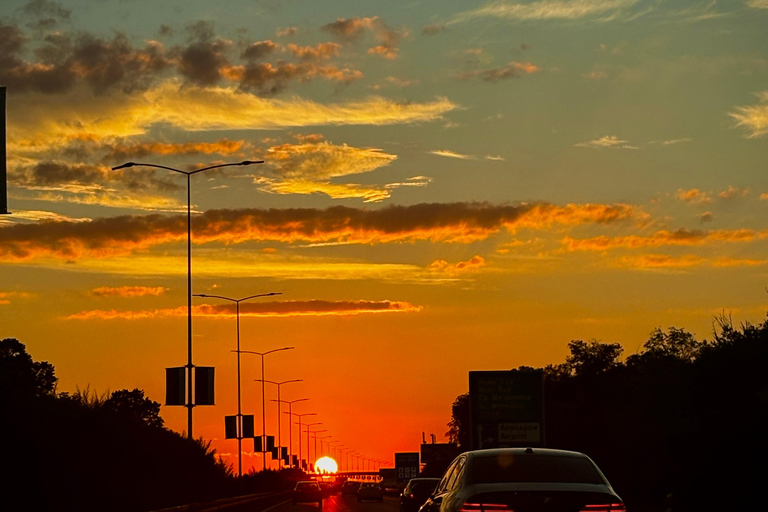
[447,315,768,511]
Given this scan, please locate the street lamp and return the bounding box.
[287,412,317,469]
[315,434,332,458]
[256,378,302,468]
[192,292,280,476]
[310,430,329,463]
[112,159,264,439]
[272,397,308,469]
[239,347,294,470]
[304,422,323,470]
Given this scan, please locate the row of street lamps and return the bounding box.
[111,159,376,477]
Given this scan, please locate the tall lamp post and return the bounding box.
[304,422,323,470]
[272,397,308,468]
[112,159,264,439]
[240,347,294,470]
[287,411,317,470]
[192,292,280,476]
[315,434,332,458]
[256,378,302,468]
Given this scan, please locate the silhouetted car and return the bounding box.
[358,482,384,502]
[383,482,401,496]
[293,481,323,506]
[400,477,440,512]
[420,448,625,512]
[342,480,360,496]
[319,482,333,497]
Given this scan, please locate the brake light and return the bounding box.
[460,503,514,512]
[580,503,626,512]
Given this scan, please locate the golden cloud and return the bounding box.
[730,91,768,138]
[617,254,703,269]
[66,299,422,320]
[563,228,768,251]
[676,188,711,205]
[8,80,458,151]
[90,286,168,297]
[258,180,392,202]
[428,255,486,273]
[0,202,643,262]
[265,142,397,180]
[453,0,639,22]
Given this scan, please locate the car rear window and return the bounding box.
[468,453,604,485]
[297,483,318,490]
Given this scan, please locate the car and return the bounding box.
[420,448,625,512]
[357,481,384,502]
[319,482,333,498]
[400,478,440,512]
[341,480,361,496]
[383,482,401,496]
[292,481,323,507]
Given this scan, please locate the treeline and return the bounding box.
[446,316,768,511]
[0,338,286,512]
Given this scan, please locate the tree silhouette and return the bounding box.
[104,388,164,428]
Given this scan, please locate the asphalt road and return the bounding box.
[256,494,400,512]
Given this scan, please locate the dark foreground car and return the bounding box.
[293,481,323,507]
[400,478,440,512]
[420,448,625,512]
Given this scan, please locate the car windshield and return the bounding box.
[468,453,604,485]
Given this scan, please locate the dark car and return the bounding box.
[341,480,361,496]
[293,481,323,506]
[420,448,625,512]
[358,482,384,502]
[319,482,333,498]
[400,478,440,512]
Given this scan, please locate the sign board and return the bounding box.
[165,367,185,406]
[395,452,420,483]
[469,370,544,449]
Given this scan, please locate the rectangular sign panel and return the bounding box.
[469,369,544,449]
[225,415,237,439]
[165,367,185,406]
[395,452,420,483]
[242,415,254,438]
[194,367,215,405]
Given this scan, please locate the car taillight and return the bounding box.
[460,503,514,512]
[580,503,626,512]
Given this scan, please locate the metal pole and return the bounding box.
[236,301,242,476]
[186,173,193,439]
[261,354,266,470]
[276,384,281,469]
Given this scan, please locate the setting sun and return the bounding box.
[315,456,338,474]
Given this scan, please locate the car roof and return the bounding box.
[465,448,589,459]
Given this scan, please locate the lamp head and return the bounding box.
[241,160,265,165]
[112,162,136,170]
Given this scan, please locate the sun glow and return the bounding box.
[315,456,338,474]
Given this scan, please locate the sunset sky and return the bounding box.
[1,0,767,473]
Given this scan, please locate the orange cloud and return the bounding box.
[730,91,768,138]
[428,255,486,273]
[617,254,704,269]
[563,228,768,251]
[105,140,248,162]
[287,43,340,60]
[66,300,422,320]
[0,202,643,262]
[0,291,34,304]
[676,188,711,205]
[458,61,539,82]
[90,286,168,297]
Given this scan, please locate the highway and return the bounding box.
[218,492,401,512]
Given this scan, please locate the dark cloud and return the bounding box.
[241,40,278,62]
[0,202,642,261]
[421,24,445,36]
[239,62,361,96]
[176,21,232,86]
[458,61,539,82]
[14,161,181,193]
[321,17,377,43]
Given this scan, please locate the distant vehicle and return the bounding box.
[319,482,333,498]
[341,480,361,496]
[399,478,440,512]
[357,481,384,502]
[420,448,625,512]
[292,481,323,507]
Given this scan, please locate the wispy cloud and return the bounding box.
[67,300,422,320]
[452,0,639,23]
[428,255,486,273]
[458,61,540,82]
[747,0,768,8]
[563,228,768,251]
[9,81,458,151]
[676,188,712,205]
[730,92,768,138]
[429,149,474,159]
[90,286,168,298]
[574,135,638,149]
